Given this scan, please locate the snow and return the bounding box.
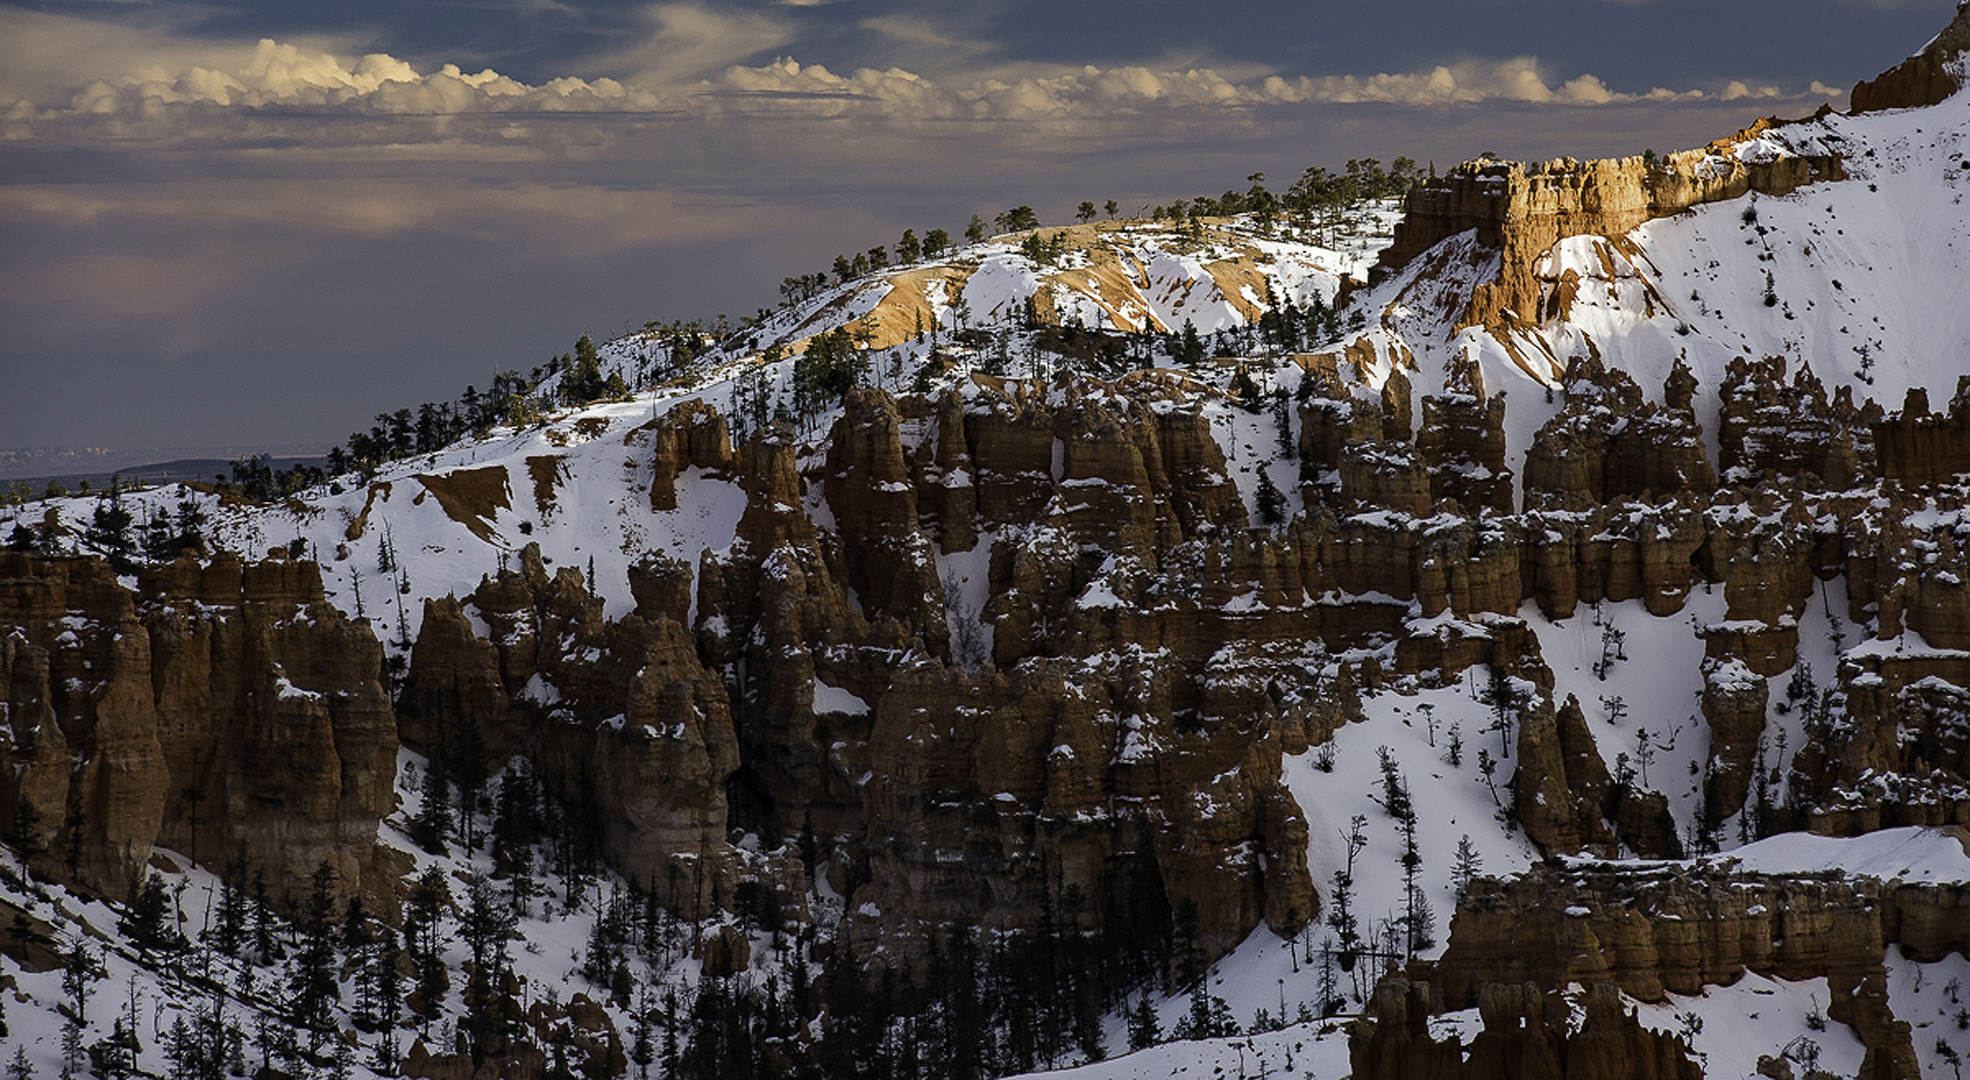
[1718,826,1970,884]
[1527,593,1722,837]
[1006,1019,1351,1080]
[812,677,871,716]
[1632,972,1867,1079]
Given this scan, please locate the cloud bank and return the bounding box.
[0,6,1822,153]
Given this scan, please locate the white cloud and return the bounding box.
[1721,79,1784,101]
[0,8,356,104]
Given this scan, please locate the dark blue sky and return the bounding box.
[0,0,1954,453]
[33,0,1937,90]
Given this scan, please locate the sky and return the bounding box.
[0,0,1956,458]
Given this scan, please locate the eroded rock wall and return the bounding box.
[1376,137,1844,332]
[0,551,396,909]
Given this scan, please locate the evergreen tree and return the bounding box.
[1256,471,1285,525]
[449,721,490,852]
[406,867,453,1024]
[1178,321,1205,366]
[84,487,137,573]
[461,872,518,1063]
[89,1018,139,1080]
[416,755,452,855]
[1329,815,1368,974]
[121,871,184,954]
[344,894,376,1030]
[289,862,342,1043]
[631,990,656,1080]
[61,941,102,1080]
[371,923,404,1071]
[1127,993,1161,1051]
[1452,834,1483,900]
[250,868,282,965]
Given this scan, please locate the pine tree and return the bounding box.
[1256,471,1285,526]
[1452,834,1482,900]
[345,894,376,1030]
[84,487,137,573]
[1127,994,1160,1050]
[1178,320,1205,366]
[449,721,489,852]
[416,755,452,855]
[289,862,342,1044]
[461,872,517,1063]
[61,941,102,1080]
[1329,816,1368,973]
[90,1017,139,1080]
[405,866,451,1027]
[371,922,404,1071]
[250,867,281,965]
[123,871,183,954]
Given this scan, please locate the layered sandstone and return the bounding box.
[1351,979,1703,1080]
[1850,1,1970,114]
[1423,856,1962,1079]
[0,551,396,909]
[1376,138,1844,332]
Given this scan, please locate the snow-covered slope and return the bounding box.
[6,61,1970,1080]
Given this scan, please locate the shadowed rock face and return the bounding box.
[1409,851,1970,1079]
[1851,1,1970,114]
[404,380,1325,966]
[0,551,396,911]
[401,341,1970,975]
[1352,979,1705,1080]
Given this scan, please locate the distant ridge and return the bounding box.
[0,444,332,484]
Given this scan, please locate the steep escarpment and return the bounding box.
[1399,845,1970,1080]
[405,380,1325,966]
[1850,0,1970,113]
[0,550,397,909]
[398,341,1970,982]
[1375,131,1844,335]
[1352,980,1704,1080]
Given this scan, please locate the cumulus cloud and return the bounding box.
[0,8,370,106]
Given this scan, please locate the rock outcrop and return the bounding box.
[1352,978,1703,1080]
[399,543,748,919]
[1376,136,1844,333]
[0,551,396,909]
[1424,858,1951,1079]
[1850,0,1970,114]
